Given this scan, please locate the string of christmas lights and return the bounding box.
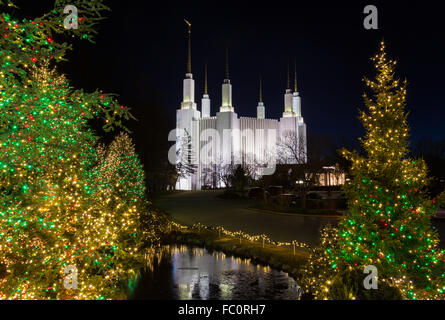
[171,221,310,250]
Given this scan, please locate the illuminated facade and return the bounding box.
[317,165,347,187]
[176,24,307,190]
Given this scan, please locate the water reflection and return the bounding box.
[130,245,302,300]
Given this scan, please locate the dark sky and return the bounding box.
[14,0,445,149]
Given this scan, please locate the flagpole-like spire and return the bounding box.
[204,64,208,95]
[225,47,229,80]
[181,19,196,110]
[259,75,263,103]
[287,62,290,90]
[184,19,192,74]
[202,63,211,117]
[221,46,233,112]
[257,74,265,119]
[283,61,293,116]
[294,60,298,92]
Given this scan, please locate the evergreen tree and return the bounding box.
[77,133,150,299]
[303,42,445,300]
[0,1,165,299]
[94,132,146,201]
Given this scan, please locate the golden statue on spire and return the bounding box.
[184,19,191,30]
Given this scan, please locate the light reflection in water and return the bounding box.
[132,245,302,300]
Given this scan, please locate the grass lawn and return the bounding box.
[249,202,344,218]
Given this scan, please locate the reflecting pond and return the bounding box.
[130,245,302,300]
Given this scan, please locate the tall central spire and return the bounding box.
[294,61,298,92]
[185,19,192,74]
[180,19,196,110]
[220,47,233,112]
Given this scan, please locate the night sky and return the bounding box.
[15,0,445,151]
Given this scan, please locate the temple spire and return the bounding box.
[204,64,208,94]
[259,76,263,103]
[221,47,233,112]
[184,19,192,74]
[202,63,211,117]
[287,62,290,90]
[180,19,196,109]
[294,61,298,92]
[257,75,265,119]
[225,47,230,80]
[283,61,293,116]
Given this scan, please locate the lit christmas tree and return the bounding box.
[81,132,161,298]
[0,1,166,299]
[94,132,146,201]
[303,42,445,300]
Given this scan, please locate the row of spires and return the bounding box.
[182,19,301,119]
[198,58,299,102]
[288,62,298,92]
[185,19,299,99]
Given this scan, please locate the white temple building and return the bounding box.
[176,23,307,190]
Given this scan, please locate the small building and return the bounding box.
[316,164,346,187]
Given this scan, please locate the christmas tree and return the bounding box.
[94,132,146,200]
[0,1,166,299]
[302,42,445,300]
[72,133,153,299]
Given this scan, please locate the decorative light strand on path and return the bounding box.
[171,221,310,250]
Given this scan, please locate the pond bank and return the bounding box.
[166,228,310,283]
[153,190,338,246]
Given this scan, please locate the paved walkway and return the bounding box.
[153,190,339,246]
